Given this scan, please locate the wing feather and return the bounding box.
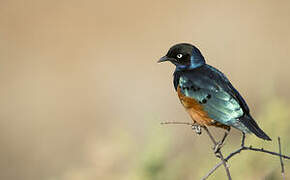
[178,66,245,127]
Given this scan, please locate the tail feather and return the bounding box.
[240,114,271,141]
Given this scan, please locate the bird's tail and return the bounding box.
[240,114,271,141]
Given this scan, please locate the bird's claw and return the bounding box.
[191,124,202,135]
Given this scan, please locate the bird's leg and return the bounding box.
[213,127,231,154]
[191,122,202,135]
[241,132,246,147]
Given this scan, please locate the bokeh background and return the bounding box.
[1,0,290,179]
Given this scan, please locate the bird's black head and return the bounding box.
[158,43,206,70]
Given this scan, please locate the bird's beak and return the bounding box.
[158,56,175,63]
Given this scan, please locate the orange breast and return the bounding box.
[177,86,214,126]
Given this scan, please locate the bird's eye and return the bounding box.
[176,54,183,59]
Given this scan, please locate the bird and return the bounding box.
[158,43,271,142]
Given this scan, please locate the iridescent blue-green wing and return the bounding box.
[177,65,271,140]
[205,65,250,114]
[178,71,248,132]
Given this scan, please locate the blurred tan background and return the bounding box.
[1,0,290,179]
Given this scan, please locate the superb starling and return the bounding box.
[158,43,271,141]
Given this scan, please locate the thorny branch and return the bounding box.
[202,133,246,180]
[161,121,290,180]
[202,126,232,180]
[202,135,290,179]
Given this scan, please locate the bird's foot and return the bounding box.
[191,124,202,135]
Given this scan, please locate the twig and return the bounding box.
[202,133,245,180]
[203,136,290,179]
[278,137,285,180]
[161,121,232,179]
[203,127,232,180]
[161,121,290,179]
[160,121,193,126]
[201,161,223,180]
[225,146,290,161]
